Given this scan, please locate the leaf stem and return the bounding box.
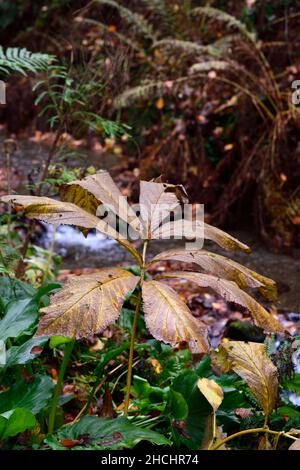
[210,427,297,450]
[123,240,148,417]
[48,340,74,433]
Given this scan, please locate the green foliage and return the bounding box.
[0,47,54,76]
[0,375,54,415]
[34,63,130,137]
[45,416,171,450]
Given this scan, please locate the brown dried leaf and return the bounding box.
[216,341,278,417]
[62,170,140,233]
[160,272,283,333]
[35,269,139,338]
[139,181,180,238]
[152,220,251,252]
[289,439,300,450]
[150,249,276,300]
[1,194,119,239]
[142,280,209,353]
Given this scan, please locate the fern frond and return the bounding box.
[114,81,166,108]
[114,77,188,108]
[0,47,54,76]
[74,17,142,52]
[153,39,220,57]
[191,7,256,43]
[95,0,155,40]
[189,60,230,74]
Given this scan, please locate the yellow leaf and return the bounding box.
[197,378,224,412]
[35,269,139,339]
[215,341,278,417]
[142,280,209,353]
[159,272,283,333]
[150,248,277,300]
[289,439,300,450]
[153,220,251,253]
[139,180,180,239]
[156,97,164,109]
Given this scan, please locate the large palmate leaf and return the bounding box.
[150,248,276,300]
[152,219,251,252]
[45,416,170,450]
[61,170,140,233]
[36,269,139,338]
[142,280,209,353]
[214,341,278,417]
[139,180,180,239]
[160,272,283,333]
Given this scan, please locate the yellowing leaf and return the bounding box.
[216,341,278,417]
[197,378,224,412]
[155,97,164,109]
[152,220,251,253]
[150,249,277,300]
[142,280,209,353]
[61,170,141,233]
[160,272,283,333]
[289,439,300,450]
[139,181,180,239]
[1,194,119,239]
[35,269,139,339]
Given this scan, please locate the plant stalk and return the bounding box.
[210,426,297,451]
[48,340,74,433]
[123,240,148,417]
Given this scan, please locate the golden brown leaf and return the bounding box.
[160,272,283,333]
[150,249,276,300]
[142,280,209,353]
[139,181,180,239]
[197,378,224,412]
[289,439,300,450]
[215,341,278,417]
[152,220,251,252]
[1,194,119,239]
[35,269,139,338]
[61,170,140,233]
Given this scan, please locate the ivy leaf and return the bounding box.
[214,341,278,418]
[142,280,209,353]
[160,272,283,333]
[150,248,277,300]
[35,269,139,338]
